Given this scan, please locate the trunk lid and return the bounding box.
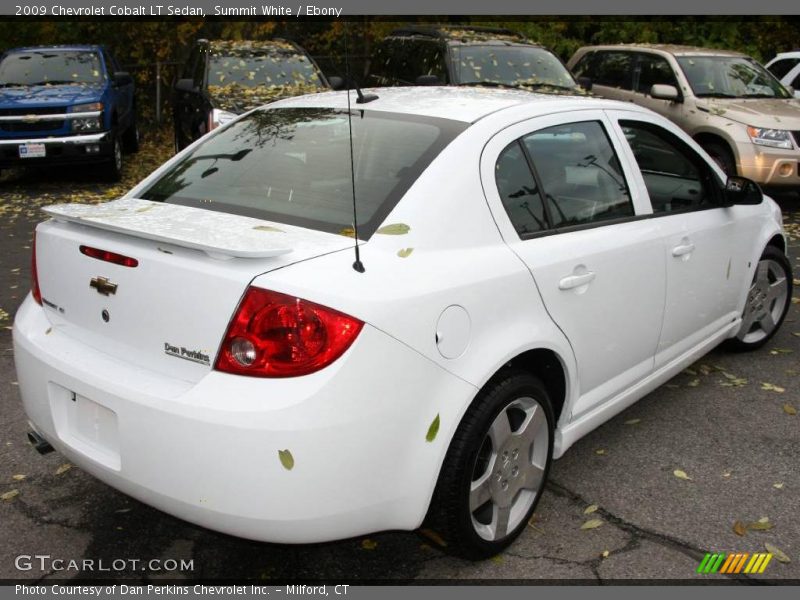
[36,198,352,383]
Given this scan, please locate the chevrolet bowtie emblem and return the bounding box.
[90,276,117,296]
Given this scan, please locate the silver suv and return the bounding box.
[568,44,800,188]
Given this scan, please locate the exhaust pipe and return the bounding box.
[27,431,54,455]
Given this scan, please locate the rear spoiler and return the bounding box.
[43,198,295,260]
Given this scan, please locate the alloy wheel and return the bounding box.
[737,258,789,344]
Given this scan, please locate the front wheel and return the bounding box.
[701,140,736,176]
[425,371,554,559]
[726,246,792,352]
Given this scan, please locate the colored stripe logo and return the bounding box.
[697,552,773,574]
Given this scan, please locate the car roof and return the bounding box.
[578,43,746,58]
[387,25,539,47]
[268,86,639,124]
[772,50,800,59]
[6,44,102,53]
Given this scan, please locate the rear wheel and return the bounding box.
[122,115,140,153]
[726,246,792,352]
[425,371,554,559]
[102,133,123,182]
[701,140,736,176]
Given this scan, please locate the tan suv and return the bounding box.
[568,44,800,188]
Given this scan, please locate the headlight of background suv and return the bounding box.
[208,108,237,132]
[746,126,795,150]
[69,102,104,133]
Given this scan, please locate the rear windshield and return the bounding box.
[452,45,578,91]
[140,108,467,238]
[0,50,103,86]
[208,51,323,89]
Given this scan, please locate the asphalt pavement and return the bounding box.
[1,150,798,583]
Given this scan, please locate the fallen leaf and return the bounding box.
[761,382,785,393]
[490,554,504,563]
[722,470,732,478]
[584,504,599,514]
[601,550,610,558]
[673,469,692,481]
[360,538,378,550]
[419,528,447,547]
[783,404,797,415]
[376,223,411,235]
[581,519,603,530]
[773,482,784,489]
[278,449,294,471]
[253,225,284,233]
[425,414,440,443]
[687,378,700,387]
[747,517,774,531]
[397,248,414,258]
[765,542,791,563]
[624,418,641,425]
[1,489,19,501]
[595,448,607,455]
[733,520,747,536]
[55,464,72,475]
[11,474,25,481]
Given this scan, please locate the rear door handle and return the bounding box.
[672,243,696,257]
[559,271,596,290]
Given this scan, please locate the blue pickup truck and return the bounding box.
[0,44,138,181]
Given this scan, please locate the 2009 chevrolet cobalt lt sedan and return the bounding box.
[13,87,792,559]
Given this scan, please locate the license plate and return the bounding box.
[18,143,46,158]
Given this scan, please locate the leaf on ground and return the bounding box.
[594,448,607,455]
[673,469,692,481]
[584,504,599,514]
[419,528,448,547]
[55,463,72,475]
[770,348,793,355]
[747,517,774,531]
[11,474,25,481]
[733,520,747,536]
[761,382,785,393]
[687,378,700,387]
[278,449,294,471]
[581,519,604,530]
[773,482,784,489]
[425,414,440,442]
[601,550,610,558]
[722,470,732,478]
[765,542,791,563]
[783,403,797,415]
[360,538,378,550]
[1,489,19,501]
[490,554,504,563]
[624,418,641,425]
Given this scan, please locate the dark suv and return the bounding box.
[0,44,138,181]
[173,39,334,151]
[366,25,584,94]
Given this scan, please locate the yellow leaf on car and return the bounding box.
[278,449,294,471]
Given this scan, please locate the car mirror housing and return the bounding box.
[175,78,196,93]
[650,84,681,102]
[113,71,133,86]
[724,175,763,206]
[577,76,593,92]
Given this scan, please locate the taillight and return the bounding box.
[31,231,42,305]
[80,245,139,267]
[215,287,363,378]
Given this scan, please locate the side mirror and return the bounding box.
[577,76,593,92]
[327,76,345,91]
[415,74,440,86]
[175,78,197,93]
[113,71,133,86]
[650,84,681,102]
[724,176,763,206]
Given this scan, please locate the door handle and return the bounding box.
[672,243,695,257]
[559,271,596,290]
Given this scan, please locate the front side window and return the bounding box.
[620,120,719,213]
[495,142,548,236]
[0,50,104,86]
[677,55,790,98]
[522,121,634,228]
[140,108,467,239]
[592,51,634,90]
[635,53,679,94]
[452,45,578,91]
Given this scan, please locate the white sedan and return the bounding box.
[13,87,792,559]
[765,51,800,99]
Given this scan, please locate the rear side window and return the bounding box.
[620,120,718,213]
[140,108,467,239]
[369,38,446,86]
[495,142,548,236]
[768,58,800,79]
[593,51,634,90]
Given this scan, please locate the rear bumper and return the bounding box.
[0,131,112,168]
[12,296,475,543]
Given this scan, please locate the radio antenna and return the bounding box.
[344,25,365,273]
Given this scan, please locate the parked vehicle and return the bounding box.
[0,45,138,181]
[765,50,800,99]
[568,44,800,188]
[15,87,791,559]
[173,38,334,151]
[367,25,587,94]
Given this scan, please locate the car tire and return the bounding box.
[122,115,140,154]
[425,370,554,560]
[103,133,124,182]
[725,245,793,352]
[702,140,736,176]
